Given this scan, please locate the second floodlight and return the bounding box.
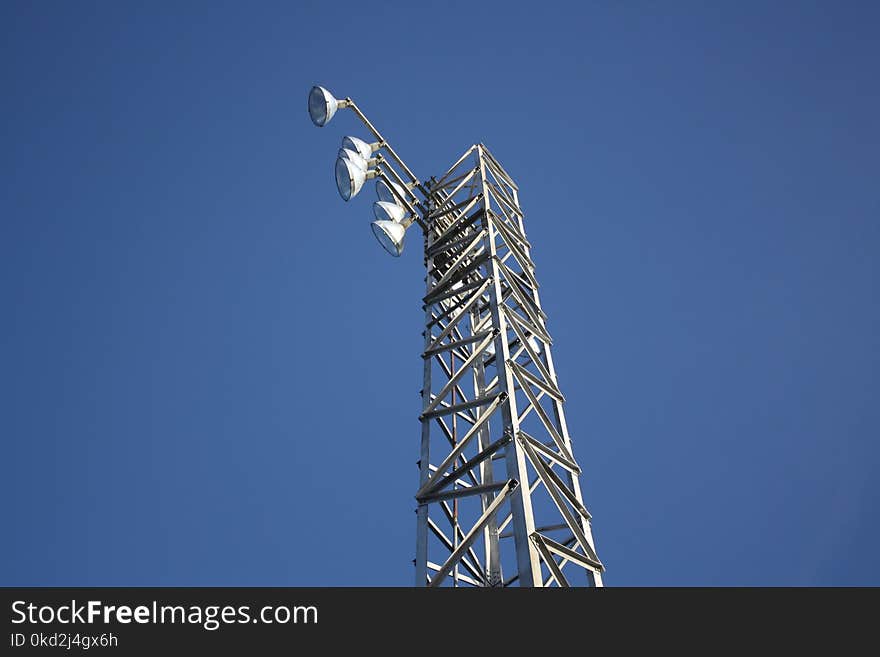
[342,136,378,160]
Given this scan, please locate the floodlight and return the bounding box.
[308,86,341,127]
[338,148,365,169]
[341,136,378,160]
[373,200,407,223]
[335,156,370,201]
[376,179,407,204]
[338,148,378,171]
[371,220,406,257]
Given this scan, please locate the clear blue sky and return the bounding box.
[2,1,878,586]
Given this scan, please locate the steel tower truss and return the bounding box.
[415,144,604,587]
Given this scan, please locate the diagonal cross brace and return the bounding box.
[428,479,518,587]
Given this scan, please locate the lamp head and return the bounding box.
[376,178,407,205]
[308,86,340,127]
[371,220,406,257]
[341,135,375,160]
[335,156,368,201]
[338,147,368,169]
[372,200,407,223]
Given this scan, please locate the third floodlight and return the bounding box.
[335,156,370,201]
[338,148,377,171]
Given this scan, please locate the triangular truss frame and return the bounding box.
[415,145,604,587]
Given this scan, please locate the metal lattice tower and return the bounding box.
[415,145,603,587]
[307,86,604,587]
